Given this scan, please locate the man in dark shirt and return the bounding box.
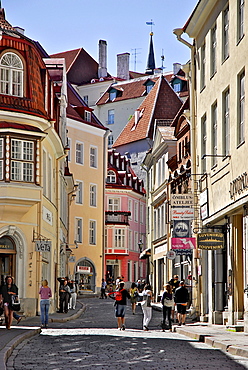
[174,281,189,326]
[108,281,130,330]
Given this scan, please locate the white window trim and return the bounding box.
[90,146,98,168]
[75,141,84,165]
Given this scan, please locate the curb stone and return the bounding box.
[0,328,41,370]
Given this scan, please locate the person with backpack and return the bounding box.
[108,281,130,330]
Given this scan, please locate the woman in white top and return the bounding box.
[140,284,153,331]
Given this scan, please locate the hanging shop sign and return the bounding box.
[171,237,196,250]
[171,194,194,207]
[197,232,224,250]
[171,207,194,220]
[173,220,191,238]
[166,250,176,260]
[35,240,51,252]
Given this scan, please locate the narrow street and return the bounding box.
[6,297,248,369]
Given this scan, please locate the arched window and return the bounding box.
[0,52,23,97]
[107,170,116,183]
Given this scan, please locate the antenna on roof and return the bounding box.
[131,48,142,72]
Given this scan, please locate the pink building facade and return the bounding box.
[105,149,146,286]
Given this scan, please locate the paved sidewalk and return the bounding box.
[0,300,85,370]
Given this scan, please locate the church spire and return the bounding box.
[145,21,156,75]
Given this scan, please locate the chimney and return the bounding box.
[117,53,130,80]
[173,62,181,75]
[98,40,107,79]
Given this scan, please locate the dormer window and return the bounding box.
[173,83,181,93]
[85,110,91,122]
[109,90,117,101]
[107,170,116,183]
[143,79,155,95]
[0,52,24,97]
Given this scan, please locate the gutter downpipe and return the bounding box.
[173,28,200,319]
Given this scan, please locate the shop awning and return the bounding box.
[139,248,151,259]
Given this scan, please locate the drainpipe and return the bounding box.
[102,129,110,284]
[173,28,200,318]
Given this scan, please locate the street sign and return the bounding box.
[35,240,51,252]
[166,250,176,260]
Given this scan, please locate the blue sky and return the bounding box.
[4,0,197,75]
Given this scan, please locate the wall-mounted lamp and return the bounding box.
[138,239,143,253]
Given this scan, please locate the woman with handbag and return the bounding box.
[0,276,18,329]
[39,280,52,328]
[129,282,139,314]
[161,284,173,332]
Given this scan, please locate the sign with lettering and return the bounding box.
[230,172,248,199]
[171,237,196,250]
[173,220,191,238]
[42,206,53,226]
[77,266,91,273]
[171,194,194,207]
[35,240,51,252]
[197,232,224,250]
[171,207,194,220]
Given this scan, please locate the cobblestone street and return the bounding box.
[6,298,248,369]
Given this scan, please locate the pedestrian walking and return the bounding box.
[39,280,52,328]
[129,282,139,314]
[108,281,130,330]
[140,284,153,331]
[168,274,180,322]
[0,275,18,329]
[58,277,71,313]
[100,278,107,299]
[174,280,189,326]
[68,280,77,309]
[161,284,173,332]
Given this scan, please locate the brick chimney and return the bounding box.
[98,40,107,79]
[117,53,130,80]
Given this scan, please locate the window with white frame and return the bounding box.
[108,198,120,211]
[140,204,144,224]
[43,149,47,196]
[134,231,138,251]
[85,110,91,122]
[11,139,34,182]
[157,208,161,238]
[238,70,245,145]
[76,142,83,164]
[157,159,161,186]
[90,146,97,168]
[108,135,114,147]
[0,52,24,97]
[200,42,206,90]
[76,181,83,204]
[238,0,244,42]
[108,109,115,124]
[114,229,125,249]
[211,24,217,77]
[90,184,97,207]
[201,114,207,173]
[162,156,165,182]
[48,155,52,201]
[75,218,82,243]
[0,138,3,180]
[223,88,230,155]
[211,102,218,166]
[83,95,88,105]
[128,199,132,219]
[223,6,229,61]
[89,220,96,245]
[134,202,138,222]
[154,210,157,240]
[107,170,116,183]
[129,230,132,250]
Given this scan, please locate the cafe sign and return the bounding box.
[197,232,224,250]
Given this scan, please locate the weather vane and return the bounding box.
[146,19,155,34]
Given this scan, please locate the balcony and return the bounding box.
[105,211,131,225]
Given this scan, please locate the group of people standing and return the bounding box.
[107,275,189,333]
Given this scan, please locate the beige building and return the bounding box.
[175,0,248,331]
[0,8,73,316]
[66,84,109,293]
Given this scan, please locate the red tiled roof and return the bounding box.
[67,83,107,130]
[0,121,44,133]
[113,75,182,147]
[0,8,15,31]
[51,48,81,72]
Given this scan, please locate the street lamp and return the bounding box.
[138,239,143,253]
